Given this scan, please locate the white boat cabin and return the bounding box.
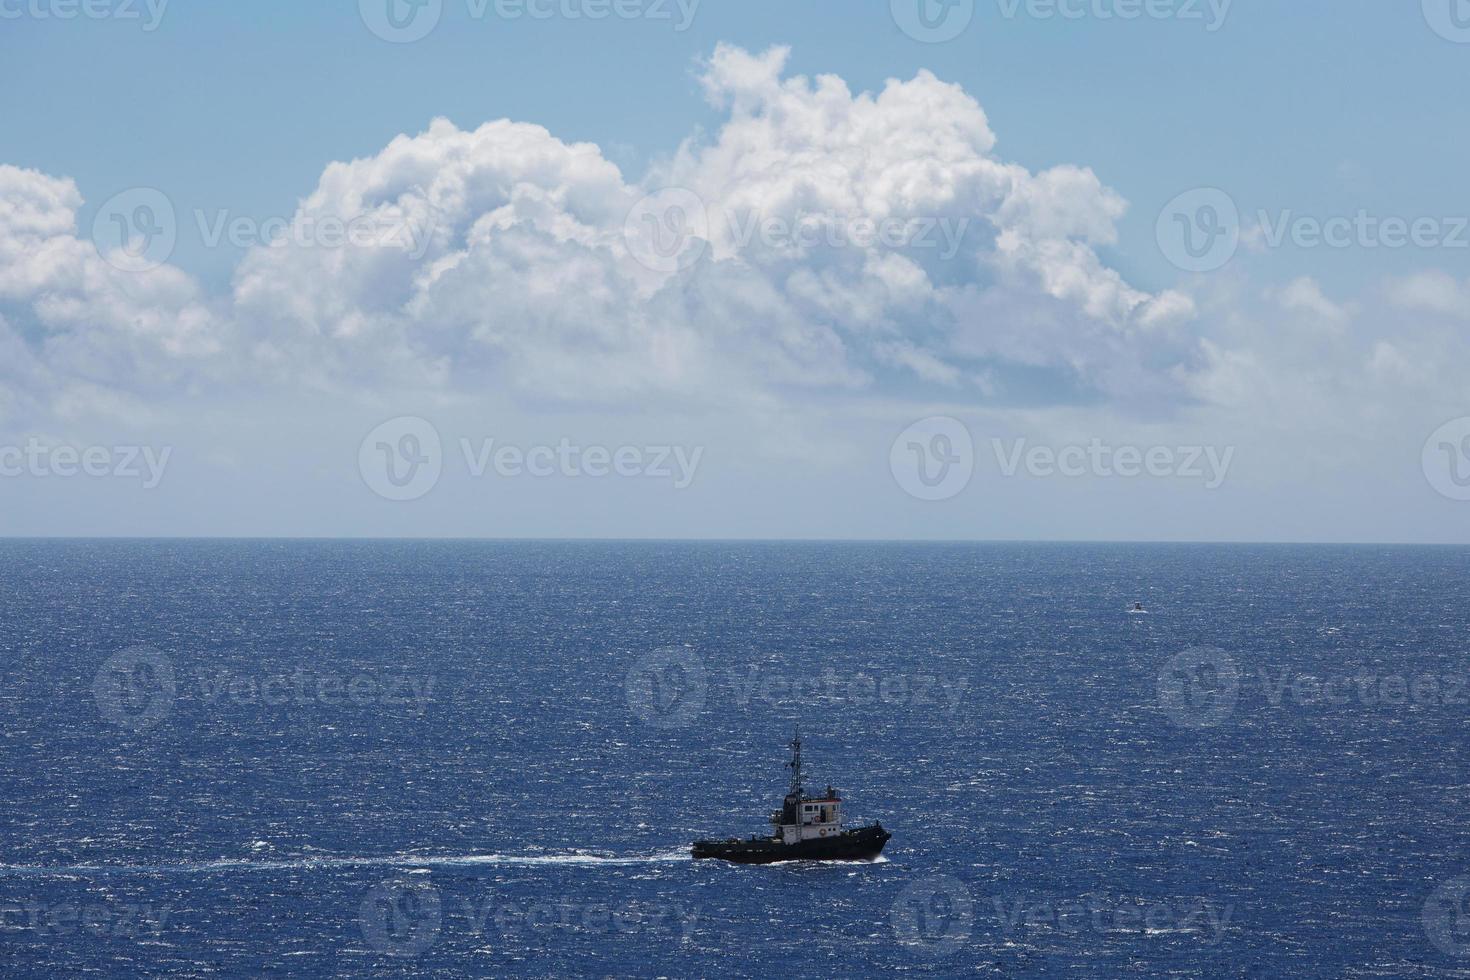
[770,731,848,843]
[783,787,843,843]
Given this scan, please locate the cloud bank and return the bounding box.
[0,43,1463,504]
[1,44,1212,423]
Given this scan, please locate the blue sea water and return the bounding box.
[3,539,1470,977]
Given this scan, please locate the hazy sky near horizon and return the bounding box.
[1,1,1469,541]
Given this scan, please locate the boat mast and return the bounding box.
[786,728,803,798]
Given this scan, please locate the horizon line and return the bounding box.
[0,536,1465,548]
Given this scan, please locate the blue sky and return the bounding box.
[1,1,1468,540]
[5,1,1464,292]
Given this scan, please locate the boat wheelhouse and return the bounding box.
[692,730,890,864]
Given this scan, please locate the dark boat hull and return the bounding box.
[691,824,890,864]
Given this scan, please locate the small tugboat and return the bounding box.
[691,730,890,864]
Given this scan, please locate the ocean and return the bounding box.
[2,539,1469,977]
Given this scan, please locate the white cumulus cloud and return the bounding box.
[5,43,1452,451]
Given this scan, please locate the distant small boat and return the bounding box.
[1129,602,1148,614]
[691,731,890,864]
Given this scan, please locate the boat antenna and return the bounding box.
[786,727,803,797]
